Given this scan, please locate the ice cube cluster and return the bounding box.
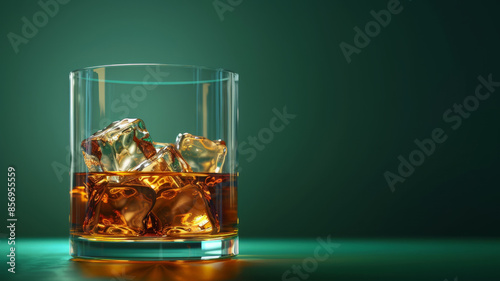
[81,118,226,173]
[80,118,227,237]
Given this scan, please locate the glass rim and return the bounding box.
[70,63,238,85]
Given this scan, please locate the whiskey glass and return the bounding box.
[69,64,238,260]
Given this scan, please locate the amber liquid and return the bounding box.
[71,172,237,241]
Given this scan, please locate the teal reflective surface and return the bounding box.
[1,238,499,281]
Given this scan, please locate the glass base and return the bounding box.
[70,235,238,261]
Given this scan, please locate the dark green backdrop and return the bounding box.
[1,0,499,238]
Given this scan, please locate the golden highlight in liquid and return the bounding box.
[71,172,237,241]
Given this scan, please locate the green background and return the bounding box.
[1,0,499,239]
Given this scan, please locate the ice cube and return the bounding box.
[81,118,156,172]
[132,143,192,173]
[151,184,217,236]
[136,174,183,191]
[153,142,167,152]
[176,133,227,173]
[83,183,156,236]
